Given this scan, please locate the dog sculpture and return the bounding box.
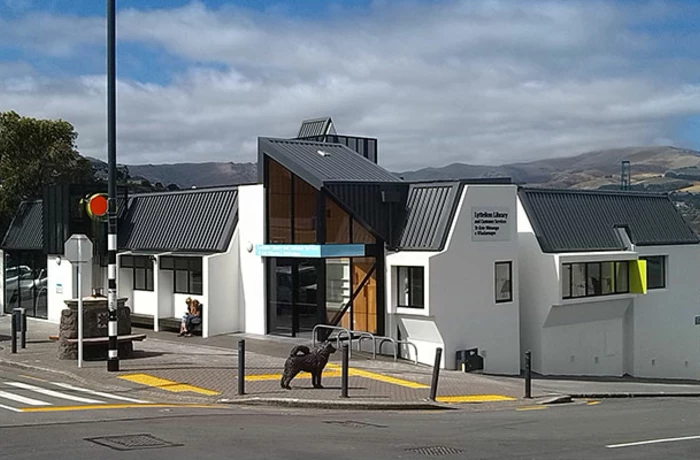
[280,341,337,390]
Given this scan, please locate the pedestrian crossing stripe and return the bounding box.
[0,380,151,412]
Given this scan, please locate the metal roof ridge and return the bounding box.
[129,185,238,198]
[517,186,668,198]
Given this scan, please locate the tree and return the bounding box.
[0,111,93,233]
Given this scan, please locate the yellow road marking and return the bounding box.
[245,370,342,382]
[516,406,548,411]
[328,364,429,389]
[118,374,220,396]
[587,400,601,406]
[437,395,516,403]
[20,403,223,413]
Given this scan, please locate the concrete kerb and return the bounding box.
[0,355,96,386]
[569,392,700,399]
[218,397,456,411]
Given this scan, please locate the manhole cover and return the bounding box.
[405,445,464,456]
[324,420,387,429]
[86,434,182,451]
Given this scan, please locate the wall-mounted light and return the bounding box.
[56,256,62,266]
[246,242,254,253]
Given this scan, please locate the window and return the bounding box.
[120,256,154,292]
[562,261,630,299]
[495,261,512,303]
[161,257,203,295]
[397,266,424,308]
[641,256,666,290]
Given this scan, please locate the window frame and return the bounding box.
[641,255,666,290]
[494,261,513,303]
[160,256,203,295]
[562,260,630,300]
[120,255,154,292]
[396,266,425,309]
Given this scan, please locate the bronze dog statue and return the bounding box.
[280,342,336,390]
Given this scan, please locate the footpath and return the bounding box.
[2,315,700,411]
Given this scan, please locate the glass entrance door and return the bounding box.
[268,258,323,337]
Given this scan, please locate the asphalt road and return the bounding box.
[3,390,700,459]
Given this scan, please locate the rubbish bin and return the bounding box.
[456,348,483,372]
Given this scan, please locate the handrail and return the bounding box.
[312,324,352,357]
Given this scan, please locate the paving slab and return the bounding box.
[3,315,700,411]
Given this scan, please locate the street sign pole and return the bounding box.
[64,234,93,370]
[78,243,83,368]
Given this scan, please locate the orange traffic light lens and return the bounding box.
[88,194,108,217]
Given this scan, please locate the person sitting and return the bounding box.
[178,298,202,337]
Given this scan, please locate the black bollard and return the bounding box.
[525,350,532,399]
[429,347,443,401]
[341,343,349,398]
[20,308,26,349]
[11,309,18,354]
[238,339,245,395]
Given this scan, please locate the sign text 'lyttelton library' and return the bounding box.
[471,207,511,241]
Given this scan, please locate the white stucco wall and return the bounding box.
[131,290,157,316]
[428,184,520,374]
[47,255,95,323]
[238,184,266,335]
[206,228,241,336]
[632,245,700,379]
[389,185,520,374]
[386,251,442,366]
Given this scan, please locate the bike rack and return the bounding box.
[312,325,352,357]
[312,325,418,364]
[397,340,419,365]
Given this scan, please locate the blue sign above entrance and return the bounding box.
[255,244,366,258]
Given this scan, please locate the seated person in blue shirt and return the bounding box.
[179,297,202,337]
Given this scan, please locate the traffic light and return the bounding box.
[84,193,108,220]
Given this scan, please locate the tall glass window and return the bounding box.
[267,159,292,243]
[293,177,316,244]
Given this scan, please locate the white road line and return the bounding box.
[607,435,700,449]
[50,382,149,404]
[0,390,50,406]
[5,382,105,404]
[0,403,23,413]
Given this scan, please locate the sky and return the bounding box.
[1,0,699,171]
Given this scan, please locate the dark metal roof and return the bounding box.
[297,117,334,138]
[397,182,463,251]
[119,187,238,253]
[1,200,43,251]
[259,137,401,189]
[518,188,700,253]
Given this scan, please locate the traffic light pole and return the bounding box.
[106,0,119,372]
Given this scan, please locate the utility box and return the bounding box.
[456,348,484,372]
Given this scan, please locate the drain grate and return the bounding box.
[86,434,182,451]
[405,445,464,456]
[324,420,387,429]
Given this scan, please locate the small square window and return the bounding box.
[396,266,424,308]
[495,261,512,303]
[641,256,666,290]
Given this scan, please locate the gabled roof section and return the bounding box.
[119,187,238,253]
[397,182,463,251]
[1,200,43,251]
[518,188,700,253]
[297,117,335,138]
[259,137,401,190]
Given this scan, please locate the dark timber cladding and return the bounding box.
[1,200,43,251]
[259,137,404,243]
[119,187,238,252]
[397,182,462,251]
[519,187,700,253]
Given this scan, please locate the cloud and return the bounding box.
[1,0,699,170]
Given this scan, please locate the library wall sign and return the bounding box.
[471,207,511,242]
